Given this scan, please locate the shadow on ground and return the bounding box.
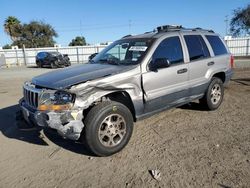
[27,65,52,69]
[0,104,94,156]
[231,78,250,86]
[178,102,208,111]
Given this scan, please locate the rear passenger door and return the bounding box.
[142,35,189,113]
[182,34,211,97]
[205,35,230,71]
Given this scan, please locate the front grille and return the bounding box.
[23,84,41,109]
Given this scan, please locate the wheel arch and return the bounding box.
[105,91,136,122]
[212,72,226,83]
[81,90,137,122]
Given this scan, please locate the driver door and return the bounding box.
[142,36,189,113]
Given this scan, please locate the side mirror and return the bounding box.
[149,58,171,71]
[121,43,129,49]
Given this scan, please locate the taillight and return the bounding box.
[230,55,234,68]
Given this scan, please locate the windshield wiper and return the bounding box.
[89,59,96,64]
[99,59,120,65]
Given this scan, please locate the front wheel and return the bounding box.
[200,77,224,110]
[83,101,133,156]
[51,61,57,69]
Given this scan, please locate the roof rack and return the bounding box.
[156,25,214,33]
[157,25,183,32]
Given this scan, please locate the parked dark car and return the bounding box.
[36,52,71,68]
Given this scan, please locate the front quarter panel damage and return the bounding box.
[69,66,143,116]
[34,66,143,141]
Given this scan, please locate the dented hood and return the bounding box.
[32,63,135,89]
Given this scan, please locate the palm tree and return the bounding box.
[4,16,21,41]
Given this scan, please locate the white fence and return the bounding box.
[224,36,250,57]
[0,45,108,67]
[0,36,250,67]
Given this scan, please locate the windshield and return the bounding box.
[91,38,154,65]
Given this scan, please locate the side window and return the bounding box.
[152,36,184,64]
[205,35,228,56]
[37,52,47,59]
[184,35,210,61]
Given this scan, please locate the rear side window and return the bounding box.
[184,35,210,61]
[152,36,183,64]
[37,52,47,59]
[205,35,228,56]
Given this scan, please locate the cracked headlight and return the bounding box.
[38,90,75,111]
[53,91,74,104]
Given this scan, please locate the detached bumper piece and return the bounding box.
[35,111,84,140]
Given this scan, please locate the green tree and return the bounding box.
[230,4,250,36]
[13,21,58,48]
[4,17,58,48]
[4,16,21,41]
[69,36,86,46]
[2,44,12,49]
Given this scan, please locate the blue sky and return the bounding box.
[0,0,249,46]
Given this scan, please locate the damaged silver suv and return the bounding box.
[19,25,233,156]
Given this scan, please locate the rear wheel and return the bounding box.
[83,101,133,156]
[37,61,42,68]
[200,77,224,110]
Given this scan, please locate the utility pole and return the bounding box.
[80,20,83,37]
[129,19,132,34]
[224,15,229,36]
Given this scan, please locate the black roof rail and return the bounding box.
[122,34,132,38]
[144,29,159,34]
[193,27,214,33]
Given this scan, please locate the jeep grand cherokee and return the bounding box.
[19,25,233,156]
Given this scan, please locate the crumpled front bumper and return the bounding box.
[19,99,84,140]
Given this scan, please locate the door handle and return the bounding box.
[177,68,188,74]
[207,61,214,66]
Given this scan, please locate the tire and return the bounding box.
[83,101,134,156]
[37,61,42,68]
[200,77,224,110]
[51,62,57,69]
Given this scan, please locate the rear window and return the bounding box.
[205,35,228,56]
[184,35,210,61]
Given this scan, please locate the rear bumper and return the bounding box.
[19,99,84,140]
[224,69,234,86]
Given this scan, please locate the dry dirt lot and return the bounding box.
[0,66,249,188]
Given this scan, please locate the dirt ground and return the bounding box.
[0,66,249,188]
